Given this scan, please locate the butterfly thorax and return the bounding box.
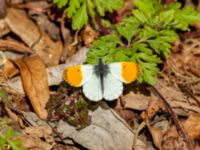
[94,59,109,93]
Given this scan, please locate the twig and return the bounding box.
[147,85,194,150]
[133,121,146,150]
[95,14,111,35]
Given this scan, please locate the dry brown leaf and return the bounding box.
[14,55,49,120]
[142,113,163,150]
[5,8,41,47]
[3,59,19,78]
[82,25,99,46]
[183,113,200,140]
[141,95,163,120]
[5,8,63,66]
[162,126,188,150]
[0,0,7,18]
[148,125,163,150]
[121,91,149,110]
[0,20,10,37]
[33,34,63,66]
[19,125,53,150]
[0,39,34,53]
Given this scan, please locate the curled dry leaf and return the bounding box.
[33,34,63,66]
[141,95,163,120]
[145,118,163,150]
[0,20,10,37]
[3,59,19,78]
[82,25,99,46]
[19,125,53,150]
[0,39,34,53]
[14,55,49,120]
[121,91,149,110]
[183,113,200,140]
[5,8,41,47]
[5,8,63,66]
[0,0,7,18]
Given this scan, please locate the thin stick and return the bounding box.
[147,85,194,150]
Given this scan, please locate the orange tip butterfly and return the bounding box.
[63,59,139,101]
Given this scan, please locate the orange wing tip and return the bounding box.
[63,66,83,87]
[121,62,140,84]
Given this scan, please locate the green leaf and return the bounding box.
[117,21,139,43]
[139,26,158,40]
[137,61,160,85]
[167,2,181,10]
[159,9,174,26]
[134,0,162,16]
[132,43,152,55]
[86,0,95,18]
[137,53,162,63]
[86,34,121,64]
[133,9,148,23]
[66,0,82,18]
[0,126,26,150]
[53,0,69,9]
[173,6,200,30]
[72,3,88,30]
[0,89,8,104]
[94,0,124,16]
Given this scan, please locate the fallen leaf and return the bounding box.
[0,20,10,37]
[0,0,7,18]
[33,34,63,66]
[146,120,163,150]
[121,91,149,110]
[162,126,188,150]
[82,25,99,46]
[19,125,54,150]
[0,39,34,53]
[14,55,49,120]
[5,8,63,66]
[183,113,200,140]
[5,8,41,47]
[3,59,19,78]
[141,95,163,120]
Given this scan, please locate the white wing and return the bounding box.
[103,72,123,101]
[80,65,94,85]
[108,63,125,82]
[83,73,103,101]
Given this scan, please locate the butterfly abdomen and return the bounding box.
[94,59,109,93]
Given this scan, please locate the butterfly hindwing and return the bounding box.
[103,72,123,101]
[83,73,103,101]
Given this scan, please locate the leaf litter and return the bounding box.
[0,0,199,150]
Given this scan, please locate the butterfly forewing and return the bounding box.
[109,62,139,84]
[63,65,93,87]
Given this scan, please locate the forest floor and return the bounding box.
[0,0,200,150]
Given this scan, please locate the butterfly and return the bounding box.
[63,59,139,101]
